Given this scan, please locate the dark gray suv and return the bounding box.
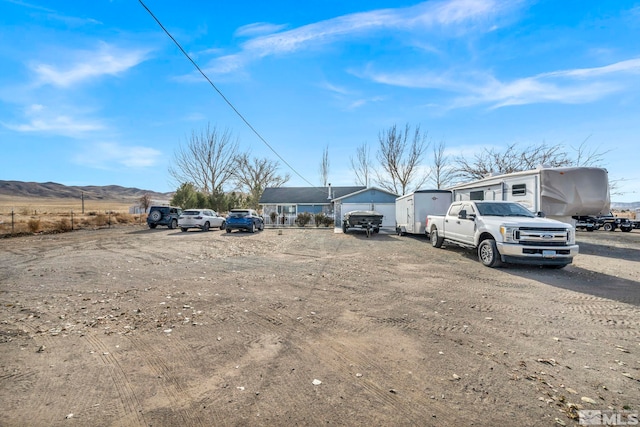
[147,206,182,229]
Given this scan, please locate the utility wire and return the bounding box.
[138,0,320,189]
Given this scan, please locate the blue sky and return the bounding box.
[1,0,639,202]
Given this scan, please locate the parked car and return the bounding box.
[178,209,226,232]
[225,209,264,233]
[147,206,182,229]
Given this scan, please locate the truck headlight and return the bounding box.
[566,228,574,244]
[500,226,518,242]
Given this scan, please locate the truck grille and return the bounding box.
[517,228,570,246]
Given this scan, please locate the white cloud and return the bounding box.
[1,104,104,137]
[234,22,288,38]
[32,43,149,88]
[73,142,162,169]
[361,57,640,109]
[203,0,514,75]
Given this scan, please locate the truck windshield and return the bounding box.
[475,202,535,218]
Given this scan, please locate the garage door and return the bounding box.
[341,203,396,227]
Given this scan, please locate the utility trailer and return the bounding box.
[395,190,452,236]
[447,166,610,225]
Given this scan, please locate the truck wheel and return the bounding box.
[430,229,444,248]
[342,222,348,233]
[170,219,178,229]
[621,227,632,232]
[478,239,503,268]
[603,223,613,232]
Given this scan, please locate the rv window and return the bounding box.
[470,191,484,201]
[512,184,526,196]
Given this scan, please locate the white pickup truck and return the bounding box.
[426,201,578,268]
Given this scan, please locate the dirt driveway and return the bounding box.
[1,226,639,426]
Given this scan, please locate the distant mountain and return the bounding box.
[0,180,173,201]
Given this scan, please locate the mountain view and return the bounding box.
[0,180,172,201]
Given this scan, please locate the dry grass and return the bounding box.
[0,196,146,236]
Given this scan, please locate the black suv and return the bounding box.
[147,206,182,229]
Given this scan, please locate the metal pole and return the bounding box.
[71,210,74,231]
[11,209,14,234]
[82,191,85,214]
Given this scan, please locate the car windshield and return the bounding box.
[475,202,535,218]
[182,211,201,216]
[230,211,250,218]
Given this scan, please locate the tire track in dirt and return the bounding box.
[123,334,215,426]
[83,333,147,426]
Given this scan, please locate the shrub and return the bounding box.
[270,211,278,224]
[322,216,334,227]
[115,213,136,224]
[296,212,312,227]
[56,218,72,232]
[27,218,41,233]
[314,213,326,227]
[94,213,109,227]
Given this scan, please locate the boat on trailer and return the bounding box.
[342,210,384,237]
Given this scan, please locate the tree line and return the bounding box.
[155,122,609,212]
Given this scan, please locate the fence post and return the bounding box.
[11,209,14,235]
[71,210,74,231]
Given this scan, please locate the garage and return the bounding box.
[333,187,399,229]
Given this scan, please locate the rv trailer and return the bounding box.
[395,189,452,236]
[447,166,610,224]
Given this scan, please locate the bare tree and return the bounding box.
[233,153,290,209]
[319,145,330,187]
[169,124,239,194]
[350,142,372,186]
[429,140,457,189]
[571,136,610,166]
[138,193,152,212]
[454,142,572,182]
[375,124,430,195]
[454,139,611,184]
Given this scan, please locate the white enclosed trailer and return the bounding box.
[395,189,452,235]
[448,166,610,223]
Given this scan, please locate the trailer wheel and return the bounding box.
[430,228,444,248]
[478,239,503,268]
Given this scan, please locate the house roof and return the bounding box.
[259,186,366,204]
[331,186,399,202]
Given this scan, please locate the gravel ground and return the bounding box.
[1,225,639,426]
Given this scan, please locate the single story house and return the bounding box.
[259,185,398,227]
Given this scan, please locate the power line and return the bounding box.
[138,0,319,189]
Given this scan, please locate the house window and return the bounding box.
[278,205,296,215]
[512,184,526,196]
[470,190,484,200]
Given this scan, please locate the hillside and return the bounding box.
[0,180,172,201]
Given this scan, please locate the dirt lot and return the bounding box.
[1,225,639,426]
